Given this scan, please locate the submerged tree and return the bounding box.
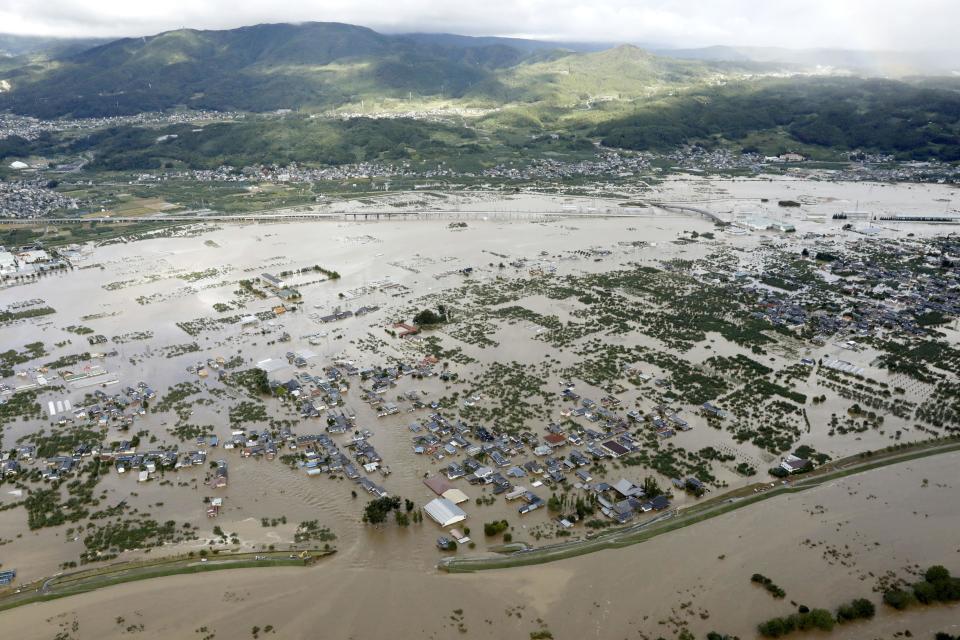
[362,496,402,525]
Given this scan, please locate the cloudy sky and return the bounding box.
[0,0,957,51]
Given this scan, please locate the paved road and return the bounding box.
[1,552,326,612]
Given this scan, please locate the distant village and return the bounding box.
[3,118,960,221]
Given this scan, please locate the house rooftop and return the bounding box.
[424,475,454,496]
[424,498,467,527]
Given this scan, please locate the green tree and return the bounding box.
[925,565,951,583]
[250,368,271,395]
[642,475,662,497]
[362,496,402,525]
[413,309,444,326]
[547,494,562,512]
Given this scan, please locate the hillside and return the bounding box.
[66,115,484,169]
[470,45,721,106]
[593,77,960,160]
[0,22,734,118]
[0,22,553,117]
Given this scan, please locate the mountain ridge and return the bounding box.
[0,22,745,118]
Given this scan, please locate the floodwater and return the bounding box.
[1,180,958,637]
[4,212,725,580]
[0,451,957,639]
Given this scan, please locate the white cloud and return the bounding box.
[0,0,957,51]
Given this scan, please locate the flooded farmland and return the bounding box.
[1,179,959,638]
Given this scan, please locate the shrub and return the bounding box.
[836,598,875,622]
[892,565,960,609]
[883,588,916,610]
[483,520,509,536]
[799,609,834,632]
[757,609,833,638]
[914,580,938,604]
[751,573,786,598]
[757,617,790,638]
[934,577,960,601]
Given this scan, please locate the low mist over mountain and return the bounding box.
[656,45,960,77]
[0,33,110,59]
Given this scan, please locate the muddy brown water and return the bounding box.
[1,182,958,637]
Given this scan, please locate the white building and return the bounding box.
[0,250,16,274]
[779,153,806,162]
[423,498,467,527]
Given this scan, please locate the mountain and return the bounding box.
[0,22,728,118]
[0,22,568,117]
[2,22,957,165]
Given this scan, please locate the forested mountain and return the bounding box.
[0,22,729,117]
[1,21,958,164]
[593,77,960,161]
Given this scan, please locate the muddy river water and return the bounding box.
[1,179,958,638]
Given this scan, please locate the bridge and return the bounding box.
[649,202,728,224]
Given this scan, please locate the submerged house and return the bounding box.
[780,455,812,474]
[210,461,228,488]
